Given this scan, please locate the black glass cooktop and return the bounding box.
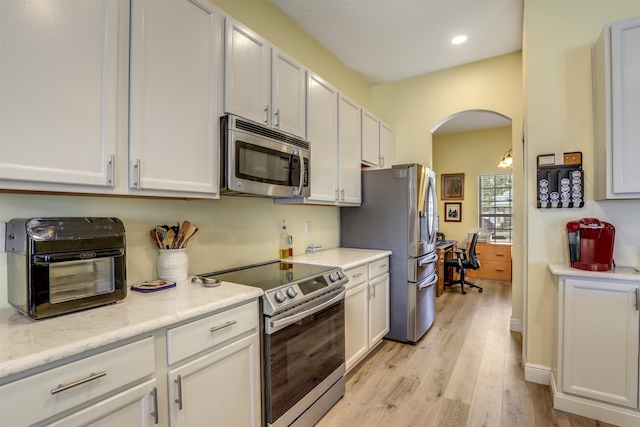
[201,261,335,291]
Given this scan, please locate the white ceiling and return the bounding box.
[270,0,522,134]
[270,0,524,85]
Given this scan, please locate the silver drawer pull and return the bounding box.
[379,264,388,269]
[352,273,364,278]
[51,371,106,395]
[210,320,237,333]
[151,387,159,424]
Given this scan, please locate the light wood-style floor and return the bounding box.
[316,279,616,427]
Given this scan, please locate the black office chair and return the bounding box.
[444,232,483,294]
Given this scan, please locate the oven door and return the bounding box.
[264,289,346,427]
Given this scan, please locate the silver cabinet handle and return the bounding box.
[151,387,159,424]
[379,263,388,269]
[175,375,183,410]
[274,108,280,128]
[133,159,141,189]
[370,283,376,298]
[107,154,115,188]
[264,105,269,124]
[210,320,237,333]
[635,288,639,311]
[351,272,364,278]
[50,371,106,395]
[379,155,384,167]
[340,188,345,201]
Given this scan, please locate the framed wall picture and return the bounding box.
[441,173,465,200]
[444,202,462,222]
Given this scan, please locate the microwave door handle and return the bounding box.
[294,149,303,196]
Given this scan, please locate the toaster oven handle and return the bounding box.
[294,149,304,197]
[34,248,124,263]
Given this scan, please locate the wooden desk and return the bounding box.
[436,240,457,296]
[466,241,512,281]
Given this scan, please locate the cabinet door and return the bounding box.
[272,49,306,138]
[168,333,261,427]
[46,380,157,427]
[379,121,394,169]
[610,18,640,196]
[369,273,390,347]
[129,0,220,196]
[0,0,126,188]
[306,73,339,203]
[338,95,362,205]
[224,17,270,125]
[563,279,639,408]
[345,283,369,372]
[361,109,380,167]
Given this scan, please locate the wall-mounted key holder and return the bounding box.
[537,151,584,209]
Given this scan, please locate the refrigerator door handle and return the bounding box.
[418,253,438,266]
[417,273,438,290]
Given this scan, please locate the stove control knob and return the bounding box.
[329,272,339,282]
[286,287,298,298]
[336,270,345,280]
[274,290,286,303]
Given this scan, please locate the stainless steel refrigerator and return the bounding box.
[341,163,438,343]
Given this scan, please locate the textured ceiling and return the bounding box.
[271,0,524,85]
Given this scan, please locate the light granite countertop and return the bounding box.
[548,263,640,282]
[288,247,393,270]
[0,280,262,380]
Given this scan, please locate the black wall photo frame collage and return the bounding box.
[536,151,584,209]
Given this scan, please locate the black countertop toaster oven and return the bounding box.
[6,217,127,319]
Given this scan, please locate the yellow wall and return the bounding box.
[523,0,640,369]
[371,52,525,334]
[433,127,513,244]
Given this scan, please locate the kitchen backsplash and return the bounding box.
[0,193,340,309]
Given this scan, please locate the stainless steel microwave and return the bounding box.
[220,115,310,198]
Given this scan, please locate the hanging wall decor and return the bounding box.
[536,151,584,208]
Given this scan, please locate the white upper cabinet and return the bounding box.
[224,18,306,138]
[379,121,394,169]
[305,73,339,203]
[594,16,640,199]
[361,109,381,167]
[338,95,362,205]
[0,0,128,189]
[224,17,271,126]
[129,0,221,197]
[272,49,306,137]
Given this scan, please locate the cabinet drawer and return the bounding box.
[369,257,390,278]
[167,301,258,365]
[474,244,511,261]
[467,260,512,281]
[344,265,368,289]
[0,337,154,427]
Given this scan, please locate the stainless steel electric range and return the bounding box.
[201,260,348,427]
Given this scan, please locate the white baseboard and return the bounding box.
[524,362,550,385]
[510,317,521,332]
[550,374,639,427]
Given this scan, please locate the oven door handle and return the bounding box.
[267,290,346,334]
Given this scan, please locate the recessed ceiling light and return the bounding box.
[451,35,467,45]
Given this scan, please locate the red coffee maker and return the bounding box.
[566,218,615,271]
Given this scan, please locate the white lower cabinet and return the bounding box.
[0,300,261,427]
[0,337,157,426]
[47,379,158,427]
[551,271,640,427]
[344,258,390,372]
[165,302,261,427]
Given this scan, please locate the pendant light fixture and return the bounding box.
[498,148,513,168]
